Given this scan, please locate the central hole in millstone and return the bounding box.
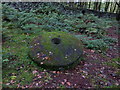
[51,38,61,44]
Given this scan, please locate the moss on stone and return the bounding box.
[29,31,83,69]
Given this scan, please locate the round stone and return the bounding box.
[29,31,83,68]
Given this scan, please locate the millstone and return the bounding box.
[29,32,83,68]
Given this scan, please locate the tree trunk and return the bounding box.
[94,2,100,11]
[81,2,84,8]
[104,2,110,12]
[98,2,101,11]
[110,2,113,12]
[112,3,117,13]
[89,1,91,9]
[116,2,120,21]
[84,2,88,8]
[78,2,82,8]
[93,2,97,10]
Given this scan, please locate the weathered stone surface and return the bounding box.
[29,32,83,68]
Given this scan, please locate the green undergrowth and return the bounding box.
[104,85,120,89]
[2,3,119,88]
[75,35,117,52]
[2,3,117,36]
[2,28,47,87]
[58,84,66,88]
[103,57,120,76]
[103,58,120,68]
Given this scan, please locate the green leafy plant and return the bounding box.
[85,39,108,51]
[103,58,120,68]
[75,35,109,51]
[2,4,19,22]
[103,36,118,44]
[104,85,120,88]
[59,84,66,88]
[2,3,119,88]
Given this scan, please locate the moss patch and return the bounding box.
[29,31,83,69]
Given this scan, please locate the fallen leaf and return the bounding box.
[53,71,56,73]
[32,70,38,74]
[36,83,38,86]
[66,82,71,86]
[91,50,95,53]
[61,82,65,85]
[57,71,60,74]
[64,79,67,82]
[6,83,10,85]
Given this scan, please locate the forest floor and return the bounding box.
[2,3,120,89]
[7,26,118,89]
